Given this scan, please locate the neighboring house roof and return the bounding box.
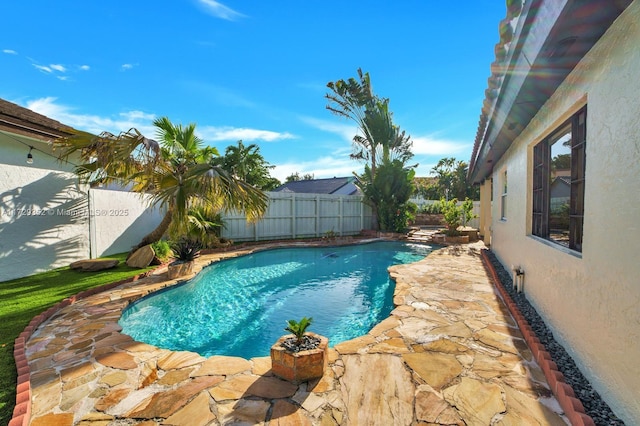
[274,177,360,195]
[468,0,633,185]
[0,98,74,141]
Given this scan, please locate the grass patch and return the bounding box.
[0,253,154,425]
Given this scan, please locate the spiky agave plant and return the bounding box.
[285,317,313,345]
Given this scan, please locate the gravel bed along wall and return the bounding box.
[484,250,625,426]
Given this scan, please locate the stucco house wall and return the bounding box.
[0,132,90,282]
[89,188,165,257]
[489,3,640,422]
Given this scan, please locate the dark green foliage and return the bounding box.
[213,140,281,191]
[420,201,443,214]
[285,317,313,344]
[429,157,479,201]
[171,238,202,262]
[151,240,172,262]
[327,69,416,232]
[358,159,415,233]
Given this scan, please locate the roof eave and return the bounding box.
[469,0,632,185]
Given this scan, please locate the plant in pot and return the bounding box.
[167,238,202,279]
[440,198,469,243]
[270,317,328,384]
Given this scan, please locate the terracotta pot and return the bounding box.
[167,260,194,279]
[270,332,328,384]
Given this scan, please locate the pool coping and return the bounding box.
[8,237,388,426]
[9,238,593,425]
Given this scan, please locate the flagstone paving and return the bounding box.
[23,241,569,425]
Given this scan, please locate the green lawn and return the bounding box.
[0,254,154,425]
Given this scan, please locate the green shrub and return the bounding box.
[170,238,202,262]
[151,240,172,262]
[461,198,478,227]
[421,201,442,214]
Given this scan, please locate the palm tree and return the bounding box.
[215,140,280,190]
[56,117,268,253]
[326,68,415,230]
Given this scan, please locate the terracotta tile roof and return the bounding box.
[0,98,74,141]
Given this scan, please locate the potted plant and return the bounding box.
[167,238,202,279]
[270,317,328,384]
[440,198,469,244]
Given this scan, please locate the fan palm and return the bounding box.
[56,117,268,253]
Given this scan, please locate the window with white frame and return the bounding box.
[532,106,586,252]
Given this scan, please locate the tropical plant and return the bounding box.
[214,140,281,190]
[461,198,477,227]
[441,198,462,236]
[185,207,225,248]
[430,157,479,201]
[285,172,315,182]
[421,201,443,215]
[358,159,415,233]
[171,238,202,263]
[326,68,415,231]
[285,317,313,345]
[56,117,268,254]
[151,240,172,262]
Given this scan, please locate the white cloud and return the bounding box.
[199,126,295,142]
[79,65,90,71]
[411,135,470,156]
[196,0,245,20]
[57,76,69,81]
[24,97,156,136]
[120,110,156,122]
[299,116,359,143]
[121,63,135,70]
[33,64,53,73]
[272,154,358,182]
[21,97,293,149]
[50,64,66,72]
[3,49,17,55]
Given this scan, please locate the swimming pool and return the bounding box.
[119,241,434,359]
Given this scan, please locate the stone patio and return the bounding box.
[21,241,570,425]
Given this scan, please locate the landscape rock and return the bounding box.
[70,258,119,272]
[126,245,155,268]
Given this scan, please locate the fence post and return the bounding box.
[315,195,320,237]
[291,193,296,239]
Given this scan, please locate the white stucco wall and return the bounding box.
[489,3,640,423]
[89,189,165,257]
[0,136,90,282]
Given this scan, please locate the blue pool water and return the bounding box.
[119,241,434,359]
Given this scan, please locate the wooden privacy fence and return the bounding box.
[221,192,374,242]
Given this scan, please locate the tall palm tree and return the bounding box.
[56,117,268,253]
[326,68,414,230]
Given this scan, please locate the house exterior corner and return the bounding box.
[469,1,640,423]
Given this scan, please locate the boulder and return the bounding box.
[126,245,155,268]
[70,258,119,272]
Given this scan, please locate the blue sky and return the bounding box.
[1,1,505,181]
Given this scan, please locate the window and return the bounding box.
[532,106,586,252]
[500,170,507,220]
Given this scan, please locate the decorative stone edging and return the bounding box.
[480,249,595,426]
[8,269,158,426]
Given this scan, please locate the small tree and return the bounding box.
[441,198,462,236]
[461,198,477,227]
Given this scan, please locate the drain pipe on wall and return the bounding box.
[511,265,525,293]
